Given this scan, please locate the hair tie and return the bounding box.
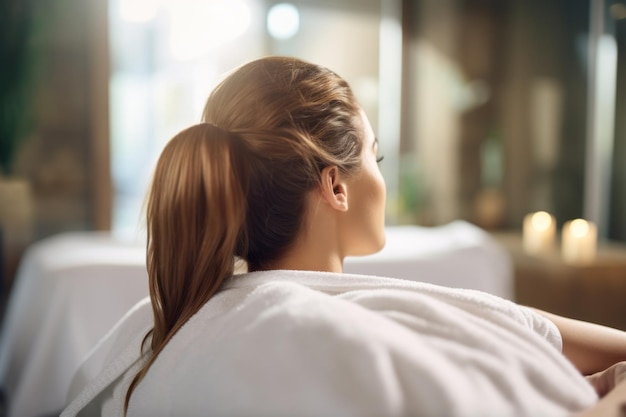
[204,122,230,135]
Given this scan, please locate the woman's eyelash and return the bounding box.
[376,155,384,163]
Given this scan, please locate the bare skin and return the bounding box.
[586,362,626,397]
[535,310,626,376]
[575,378,626,417]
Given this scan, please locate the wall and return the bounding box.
[402,0,590,230]
[3,0,109,289]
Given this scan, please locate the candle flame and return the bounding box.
[570,219,589,238]
[531,211,552,231]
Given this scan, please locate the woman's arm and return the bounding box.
[534,309,626,375]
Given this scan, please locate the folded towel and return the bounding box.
[62,270,597,417]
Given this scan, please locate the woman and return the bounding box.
[63,56,626,417]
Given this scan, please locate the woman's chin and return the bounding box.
[373,231,386,253]
[349,233,386,257]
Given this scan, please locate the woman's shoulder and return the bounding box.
[220,270,554,340]
[130,278,413,415]
[130,273,594,416]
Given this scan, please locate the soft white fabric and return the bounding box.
[0,232,148,417]
[62,270,596,417]
[0,222,513,417]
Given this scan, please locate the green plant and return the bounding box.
[0,0,41,176]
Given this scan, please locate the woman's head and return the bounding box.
[202,56,372,270]
[127,56,385,411]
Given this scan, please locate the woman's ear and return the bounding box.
[319,166,349,212]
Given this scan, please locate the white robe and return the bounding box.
[62,270,597,417]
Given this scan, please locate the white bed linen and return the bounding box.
[0,233,148,417]
[0,221,513,417]
[63,271,595,417]
[344,221,513,298]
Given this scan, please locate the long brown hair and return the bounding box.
[125,56,364,411]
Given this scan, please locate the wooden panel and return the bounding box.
[494,232,626,331]
[89,0,111,230]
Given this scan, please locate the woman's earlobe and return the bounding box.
[332,183,349,211]
[320,166,349,212]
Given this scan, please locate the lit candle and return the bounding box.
[562,219,597,265]
[523,211,556,255]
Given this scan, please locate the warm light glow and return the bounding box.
[168,0,251,61]
[562,218,597,264]
[119,0,160,22]
[570,219,590,238]
[531,211,552,231]
[523,211,555,255]
[267,3,300,40]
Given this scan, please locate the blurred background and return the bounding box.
[1,0,626,289]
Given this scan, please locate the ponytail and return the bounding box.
[124,56,364,412]
[125,123,248,412]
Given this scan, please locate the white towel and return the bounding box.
[62,270,597,417]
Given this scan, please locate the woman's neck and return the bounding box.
[259,238,344,273]
[261,214,345,273]
[257,191,346,273]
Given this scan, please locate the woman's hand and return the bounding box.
[575,375,626,417]
[586,362,626,397]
